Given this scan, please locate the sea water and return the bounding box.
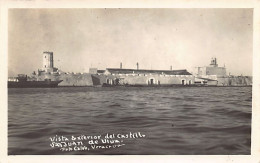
[8,87,251,155]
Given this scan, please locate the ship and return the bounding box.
[8,74,63,88]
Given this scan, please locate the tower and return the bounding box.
[210,57,218,67]
[43,51,54,72]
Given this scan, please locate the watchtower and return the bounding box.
[43,51,54,69]
[42,51,58,73]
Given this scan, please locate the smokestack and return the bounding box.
[120,62,122,69]
[136,62,139,70]
[170,65,172,70]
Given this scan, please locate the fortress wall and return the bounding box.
[58,73,93,86]
[123,76,148,85]
[32,72,251,87]
[91,74,107,85]
[114,75,194,85]
[150,75,194,85]
[90,74,195,86]
[34,73,93,86]
[217,76,252,86]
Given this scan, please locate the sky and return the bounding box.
[8,8,253,76]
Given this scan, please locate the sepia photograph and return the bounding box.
[7,8,253,156]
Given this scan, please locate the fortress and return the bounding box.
[12,51,252,87]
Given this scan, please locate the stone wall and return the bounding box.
[94,74,195,86]
[123,75,194,85]
[217,76,252,86]
[91,74,107,86]
[32,72,251,87]
[58,73,93,86]
[33,73,93,86]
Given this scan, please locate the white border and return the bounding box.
[1,0,259,162]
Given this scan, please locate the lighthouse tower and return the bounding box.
[43,51,54,72]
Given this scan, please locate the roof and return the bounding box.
[196,77,217,81]
[106,68,192,75]
[97,70,105,73]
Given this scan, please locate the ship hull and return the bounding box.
[8,80,63,88]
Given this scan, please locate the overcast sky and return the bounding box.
[8,8,253,76]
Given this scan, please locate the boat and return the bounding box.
[8,74,63,88]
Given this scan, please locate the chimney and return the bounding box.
[170,65,172,70]
[120,62,122,69]
[136,62,139,70]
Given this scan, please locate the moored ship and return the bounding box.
[8,74,62,88]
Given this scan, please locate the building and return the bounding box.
[91,67,195,86]
[12,51,251,87]
[194,57,226,78]
[194,58,252,86]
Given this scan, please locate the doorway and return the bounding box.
[182,79,185,85]
[148,78,155,85]
[150,79,154,85]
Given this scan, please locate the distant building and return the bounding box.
[193,58,252,86]
[194,57,226,77]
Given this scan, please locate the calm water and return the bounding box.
[8,87,251,155]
